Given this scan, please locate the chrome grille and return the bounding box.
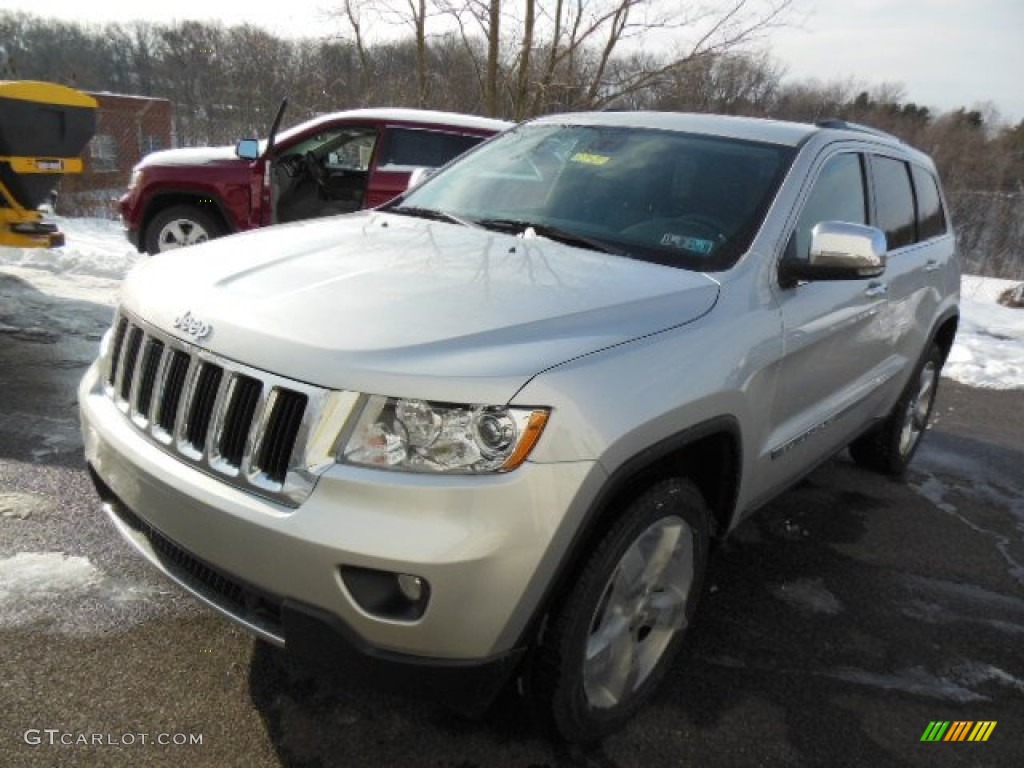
[184,362,224,452]
[156,349,190,435]
[135,338,164,420]
[218,375,262,468]
[102,310,338,506]
[119,325,144,401]
[258,389,308,484]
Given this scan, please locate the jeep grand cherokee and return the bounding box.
[81,111,959,742]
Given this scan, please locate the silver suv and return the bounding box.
[79,112,959,742]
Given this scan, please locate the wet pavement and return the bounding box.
[1,272,1022,767]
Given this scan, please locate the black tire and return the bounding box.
[525,478,710,743]
[144,204,225,255]
[849,342,944,475]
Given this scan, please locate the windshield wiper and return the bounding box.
[388,206,478,229]
[476,218,624,256]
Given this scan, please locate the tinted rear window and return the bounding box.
[872,156,916,249]
[379,129,483,169]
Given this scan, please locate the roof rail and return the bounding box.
[816,118,902,142]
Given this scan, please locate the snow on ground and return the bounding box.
[0,216,139,281]
[0,551,167,634]
[949,275,1024,389]
[0,217,138,341]
[0,216,1022,389]
[0,551,102,599]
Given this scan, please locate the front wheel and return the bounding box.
[144,204,225,254]
[849,342,944,475]
[525,478,710,743]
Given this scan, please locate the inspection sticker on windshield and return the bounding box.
[661,233,715,254]
[570,152,611,166]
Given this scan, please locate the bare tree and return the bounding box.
[341,0,374,102]
[513,1,535,118]
[430,0,793,117]
[333,0,440,107]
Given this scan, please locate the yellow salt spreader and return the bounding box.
[0,80,98,247]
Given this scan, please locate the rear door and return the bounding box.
[866,156,955,378]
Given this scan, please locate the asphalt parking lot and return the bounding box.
[1,273,1022,767]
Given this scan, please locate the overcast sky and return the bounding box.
[5,0,1023,123]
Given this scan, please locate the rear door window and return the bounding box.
[377,128,484,170]
[871,156,916,249]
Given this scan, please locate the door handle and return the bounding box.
[864,282,888,298]
[924,259,941,272]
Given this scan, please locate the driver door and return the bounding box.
[762,151,897,490]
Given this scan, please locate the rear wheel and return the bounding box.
[144,204,225,254]
[525,478,710,743]
[849,342,943,475]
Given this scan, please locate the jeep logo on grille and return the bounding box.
[173,311,212,341]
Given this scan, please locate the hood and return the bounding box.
[121,213,720,402]
[138,145,244,168]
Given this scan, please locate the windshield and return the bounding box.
[391,123,795,270]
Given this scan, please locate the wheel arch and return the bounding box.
[141,190,236,244]
[931,310,959,363]
[519,416,742,649]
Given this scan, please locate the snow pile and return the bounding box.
[0,217,136,340]
[0,551,168,635]
[948,276,1024,390]
[0,552,102,599]
[1,217,1022,389]
[0,216,139,280]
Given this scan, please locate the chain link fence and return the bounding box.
[56,94,174,219]
[951,191,1024,280]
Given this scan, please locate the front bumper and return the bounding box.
[89,469,522,714]
[118,194,143,251]
[79,361,600,701]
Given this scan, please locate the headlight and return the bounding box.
[340,395,549,473]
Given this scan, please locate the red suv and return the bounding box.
[119,107,510,254]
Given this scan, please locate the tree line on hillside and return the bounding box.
[1,3,1022,278]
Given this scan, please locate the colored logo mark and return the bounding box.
[920,721,997,742]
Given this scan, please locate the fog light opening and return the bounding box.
[339,566,431,621]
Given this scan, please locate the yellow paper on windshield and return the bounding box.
[570,152,611,166]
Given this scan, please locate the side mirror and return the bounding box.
[780,221,887,286]
[235,138,260,160]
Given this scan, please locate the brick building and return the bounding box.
[58,91,174,216]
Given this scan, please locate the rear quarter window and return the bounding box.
[911,165,949,240]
